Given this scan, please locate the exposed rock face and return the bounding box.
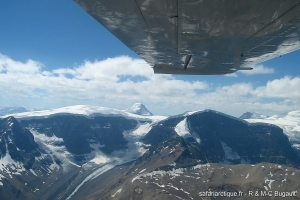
[0,108,299,200]
[244,110,300,157]
[143,110,300,166]
[92,162,300,200]
[0,111,155,200]
[0,117,40,169]
[186,111,300,166]
[20,115,137,157]
[70,109,300,199]
[0,117,66,200]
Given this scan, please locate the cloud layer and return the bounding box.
[0,53,299,116]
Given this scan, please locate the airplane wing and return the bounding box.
[74,0,300,75]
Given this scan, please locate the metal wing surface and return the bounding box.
[74,0,300,75]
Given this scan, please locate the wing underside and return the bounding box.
[75,0,300,75]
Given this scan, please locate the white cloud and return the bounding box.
[0,54,43,74]
[0,54,299,117]
[52,56,154,82]
[253,76,300,99]
[0,55,208,111]
[224,73,238,77]
[239,64,274,75]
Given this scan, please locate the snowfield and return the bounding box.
[1,105,166,121]
[174,117,201,143]
[245,111,300,143]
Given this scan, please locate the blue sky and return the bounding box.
[0,1,300,117]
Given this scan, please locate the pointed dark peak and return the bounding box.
[125,103,153,116]
[4,116,18,124]
[0,116,40,167]
[0,116,21,133]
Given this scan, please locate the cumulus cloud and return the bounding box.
[224,73,238,77]
[191,83,299,117]
[0,53,299,117]
[253,76,300,99]
[239,64,274,75]
[52,57,154,82]
[0,54,208,110]
[0,54,43,74]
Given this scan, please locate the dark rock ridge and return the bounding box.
[0,108,299,200]
[20,115,139,161]
[187,110,299,166]
[143,110,300,166]
[70,110,300,199]
[0,114,146,200]
[0,117,69,200]
[75,162,300,200]
[0,117,40,169]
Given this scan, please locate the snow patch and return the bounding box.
[169,162,176,167]
[175,118,191,138]
[183,110,203,116]
[88,143,110,165]
[269,172,274,177]
[131,122,152,137]
[33,188,39,193]
[220,141,240,161]
[0,151,25,172]
[246,173,249,179]
[111,188,122,197]
[49,162,60,171]
[1,105,166,122]
[66,163,115,200]
[0,149,27,186]
[29,169,38,176]
[132,164,210,183]
[265,178,275,189]
[193,163,210,170]
[31,130,70,171]
[174,118,200,143]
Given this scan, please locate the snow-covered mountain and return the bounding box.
[0,105,165,199]
[2,105,163,121]
[0,106,300,199]
[239,111,268,119]
[67,109,300,199]
[0,107,29,116]
[124,103,153,116]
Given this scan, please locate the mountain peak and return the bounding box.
[239,112,268,119]
[125,103,153,116]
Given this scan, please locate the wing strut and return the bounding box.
[183,55,192,70]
